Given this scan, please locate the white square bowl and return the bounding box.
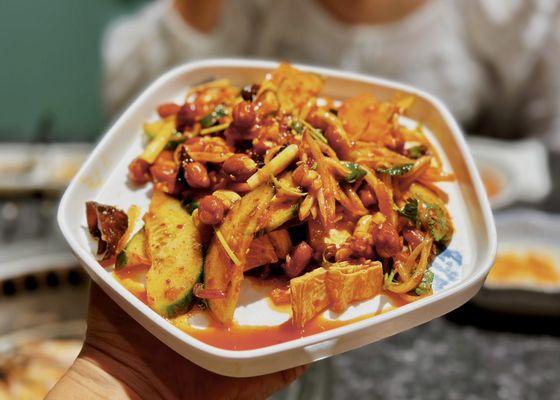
[58,59,496,377]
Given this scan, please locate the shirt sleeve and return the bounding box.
[540,24,560,151]
[102,0,253,117]
[460,0,560,146]
[519,10,560,151]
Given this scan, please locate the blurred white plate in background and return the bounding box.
[468,138,551,209]
[0,143,91,193]
[0,239,77,281]
[473,209,560,315]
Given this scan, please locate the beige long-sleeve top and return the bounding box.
[103,0,560,149]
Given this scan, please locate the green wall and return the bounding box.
[0,0,146,142]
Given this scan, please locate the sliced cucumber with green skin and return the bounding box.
[115,228,150,270]
[264,201,299,232]
[145,191,203,317]
[205,184,275,325]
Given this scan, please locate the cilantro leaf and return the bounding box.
[415,270,434,295]
[344,162,367,183]
[300,120,328,143]
[407,184,452,244]
[377,163,414,176]
[399,199,419,223]
[424,203,448,242]
[183,200,199,215]
[407,145,427,159]
[200,105,228,128]
[400,197,450,243]
[290,120,304,134]
[164,131,186,150]
[115,251,127,269]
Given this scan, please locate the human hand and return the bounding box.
[47,284,307,399]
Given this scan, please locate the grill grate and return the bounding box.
[0,267,88,297]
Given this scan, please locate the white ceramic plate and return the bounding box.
[468,138,551,210]
[57,59,496,377]
[0,143,91,193]
[0,240,77,281]
[473,209,560,315]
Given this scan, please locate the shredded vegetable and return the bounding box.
[215,229,241,267]
[92,63,455,332]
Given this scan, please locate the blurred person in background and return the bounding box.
[103,0,560,150]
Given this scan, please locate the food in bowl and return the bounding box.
[85,63,454,343]
[486,250,560,287]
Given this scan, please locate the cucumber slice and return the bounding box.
[145,191,203,317]
[264,201,299,232]
[205,184,274,325]
[115,228,150,270]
